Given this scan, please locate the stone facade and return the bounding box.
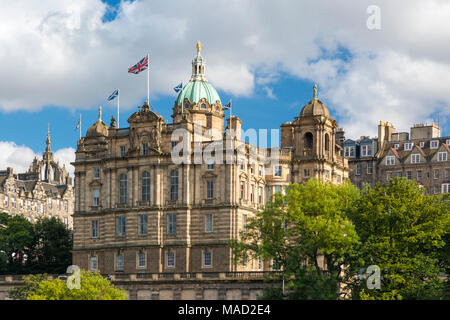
[72,43,348,275]
[0,131,73,227]
[344,121,450,194]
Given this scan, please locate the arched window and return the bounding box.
[170,169,179,201]
[119,173,127,204]
[304,132,313,150]
[325,133,330,152]
[141,171,150,201]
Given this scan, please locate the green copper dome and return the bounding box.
[176,80,221,106]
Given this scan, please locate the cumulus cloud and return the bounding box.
[0,141,75,179]
[0,0,449,140]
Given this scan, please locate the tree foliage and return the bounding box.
[0,214,72,274]
[350,178,450,300]
[9,271,128,300]
[230,179,361,299]
[230,178,449,300]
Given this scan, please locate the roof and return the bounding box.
[299,98,330,118]
[176,80,221,106]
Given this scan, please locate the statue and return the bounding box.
[196,40,202,53]
[313,84,317,100]
[110,115,117,128]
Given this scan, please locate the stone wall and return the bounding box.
[0,272,280,300]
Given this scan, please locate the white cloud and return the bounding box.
[0,141,75,179]
[0,0,449,140]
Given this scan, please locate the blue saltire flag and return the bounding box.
[174,82,183,93]
[223,99,232,109]
[107,89,119,101]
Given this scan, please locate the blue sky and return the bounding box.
[0,0,449,174]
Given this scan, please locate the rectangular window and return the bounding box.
[404,142,413,150]
[138,214,148,235]
[142,143,148,155]
[207,180,214,199]
[304,169,310,177]
[203,252,212,267]
[434,170,439,179]
[243,215,247,233]
[344,146,355,157]
[430,140,439,149]
[90,257,97,271]
[442,184,450,193]
[259,186,263,204]
[417,170,422,180]
[446,139,450,146]
[355,163,361,176]
[240,181,245,199]
[445,169,449,179]
[64,200,68,212]
[258,165,263,176]
[167,252,175,268]
[367,162,373,174]
[167,213,176,234]
[362,144,372,156]
[116,254,124,270]
[250,185,254,202]
[406,171,412,180]
[386,156,395,165]
[120,145,126,157]
[116,216,126,236]
[93,188,100,206]
[394,144,399,150]
[411,154,420,164]
[438,152,447,162]
[119,174,127,204]
[337,175,342,183]
[138,252,146,268]
[274,166,282,177]
[93,167,100,179]
[91,220,99,238]
[420,141,425,148]
[205,214,212,233]
[206,160,214,170]
[170,169,178,201]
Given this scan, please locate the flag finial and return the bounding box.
[196,40,202,53]
[313,84,317,100]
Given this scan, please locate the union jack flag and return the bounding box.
[128,55,149,74]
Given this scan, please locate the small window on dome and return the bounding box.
[201,104,207,109]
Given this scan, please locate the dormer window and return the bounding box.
[404,143,413,150]
[430,140,439,149]
[361,144,372,157]
[344,146,355,158]
[419,142,425,148]
[446,139,450,146]
[201,104,207,109]
[394,144,399,150]
[386,156,396,165]
[438,152,447,162]
[411,154,420,164]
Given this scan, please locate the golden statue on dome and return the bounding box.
[196,40,202,53]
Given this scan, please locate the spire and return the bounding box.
[313,84,318,100]
[191,41,206,81]
[46,123,51,153]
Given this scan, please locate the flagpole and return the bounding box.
[117,89,120,129]
[79,114,82,140]
[147,53,150,108]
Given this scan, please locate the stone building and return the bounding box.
[0,130,74,228]
[72,42,348,275]
[344,121,450,195]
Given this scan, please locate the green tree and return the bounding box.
[26,270,128,300]
[230,179,361,299]
[8,273,48,300]
[32,217,73,274]
[350,178,450,300]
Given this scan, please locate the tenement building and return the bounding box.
[0,130,74,227]
[72,42,348,274]
[344,121,450,195]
